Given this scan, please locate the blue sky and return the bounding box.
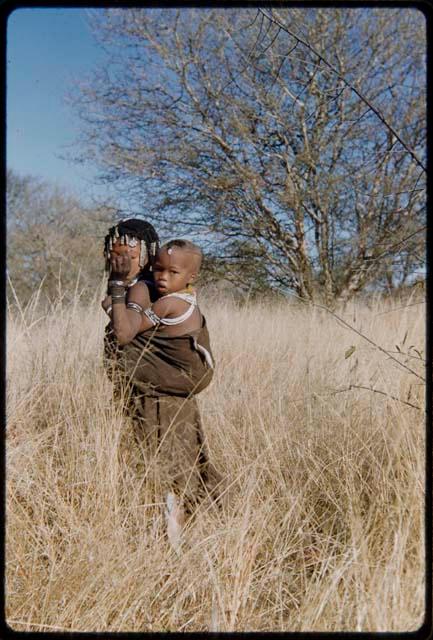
[7,8,106,202]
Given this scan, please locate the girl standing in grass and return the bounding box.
[102,218,221,549]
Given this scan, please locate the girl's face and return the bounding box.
[110,239,144,280]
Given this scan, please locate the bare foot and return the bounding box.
[165,492,185,554]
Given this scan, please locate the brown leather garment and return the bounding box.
[103,318,222,510]
[104,316,214,397]
[127,392,222,513]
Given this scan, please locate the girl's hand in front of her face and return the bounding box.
[109,241,141,281]
[110,253,132,280]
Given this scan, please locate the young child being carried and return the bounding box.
[145,239,207,336]
[105,239,214,397]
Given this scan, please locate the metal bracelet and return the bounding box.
[108,286,126,298]
[108,279,128,287]
[111,295,126,305]
[105,305,113,316]
[126,301,144,314]
[143,307,161,326]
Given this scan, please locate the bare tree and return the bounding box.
[70,7,426,303]
[7,170,111,305]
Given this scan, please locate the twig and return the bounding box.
[363,226,426,264]
[331,384,422,411]
[259,9,426,172]
[374,300,425,316]
[287,292,425,382]
[7,619,82,633]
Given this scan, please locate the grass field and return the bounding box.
[6,289,426,632]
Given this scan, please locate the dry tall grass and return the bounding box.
[6,289,426,632]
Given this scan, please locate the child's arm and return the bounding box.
[142,296,190,326]
[110,288,187,345]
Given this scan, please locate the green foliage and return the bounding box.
[344,345,356,359]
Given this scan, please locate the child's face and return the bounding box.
[153,248,197,295]
[110,239,142,279]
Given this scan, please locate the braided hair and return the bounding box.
[104,218,160,275]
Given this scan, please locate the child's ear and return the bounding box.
[189,272,197,284]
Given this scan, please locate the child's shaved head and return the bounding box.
[160,239,203,272]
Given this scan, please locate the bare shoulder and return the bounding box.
[127,280,152,307]
[152,296,190,319]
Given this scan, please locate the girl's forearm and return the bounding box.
[108,281,139,345]
[108,280,154,344]
[111,303,139,345]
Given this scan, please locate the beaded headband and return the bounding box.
[104,219,159,273]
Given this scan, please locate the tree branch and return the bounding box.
[259,9,426,172]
